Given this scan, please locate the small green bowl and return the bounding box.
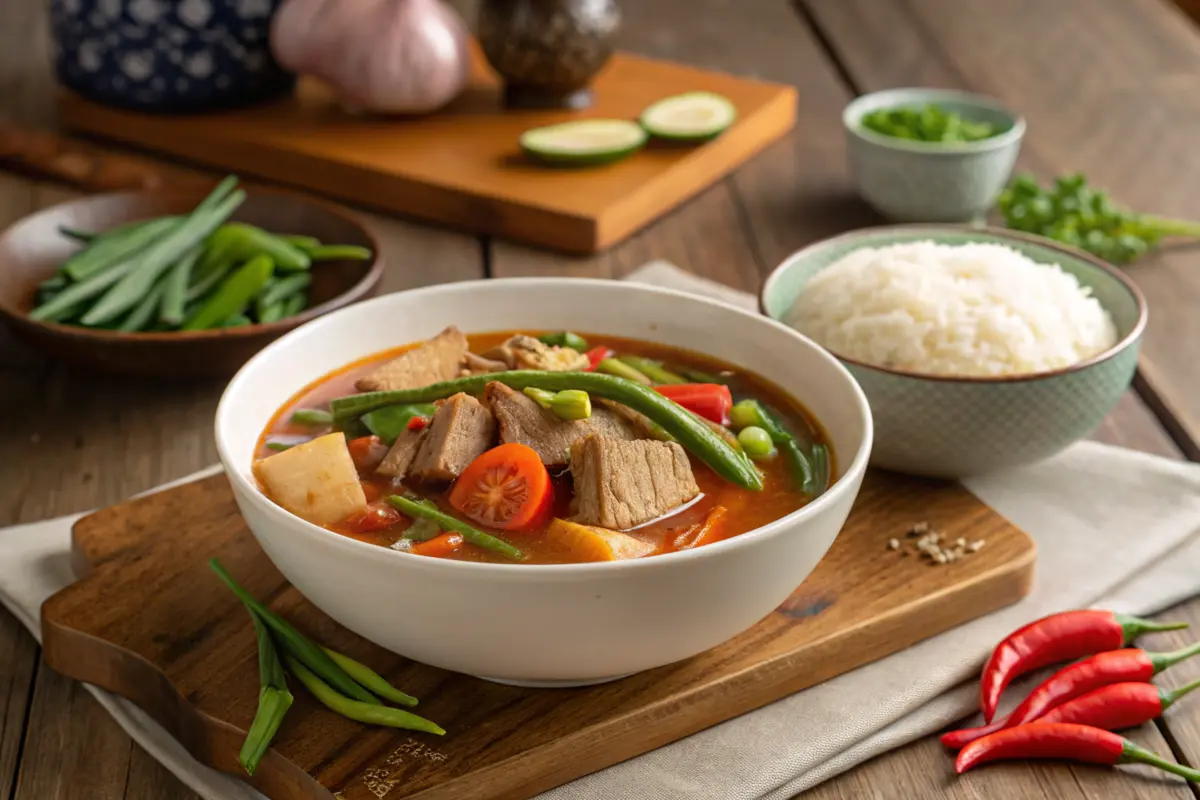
[761,226,1147,478]
[844,88,1025,223]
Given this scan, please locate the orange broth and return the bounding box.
[255,332,833,564]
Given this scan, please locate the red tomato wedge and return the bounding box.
[449,443,553,531]
[654,383,733,426]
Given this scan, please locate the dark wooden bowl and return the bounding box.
[0,187,383,379]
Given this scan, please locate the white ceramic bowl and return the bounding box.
[215,278,873,686]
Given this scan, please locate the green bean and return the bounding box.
[184,255,273,330]
[281,234,321,250]
[208,558,380,704]
[117,277,170,332]
[732,399,828,496]
[158,247,202,327]
[361,403,436,445]
[30,258,139,321]
[537,331,589,352]
[677,366,730,385]
[281,293,306,318]
[304,244,372,261]
[61,216,180,282]
[290,408,333,426]
[223,312,253,328]
[388,495,525,561]
[737,426,776,459]
[259,273,311,308]
[211,222,311,272]
[320,648,418,707]
[616,356,687,385]
[332,372,763,491]
[82,189,246,325]
[283,655,444,735]
[257,301,285,324]
[265,442,294,452]
[239,609,293,776]
[596,358,652,385]
[523,387,591,420]
[806,443,830,497]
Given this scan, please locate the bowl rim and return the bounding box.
[843,87,1027,155]
[760,224,1148,385]
[216,277,875,577]
[0,185,385,343]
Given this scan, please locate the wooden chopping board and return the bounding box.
[57,45,796,255]
[40,471,1034,800]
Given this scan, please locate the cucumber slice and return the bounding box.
[520,120,648,166]
[640,92,737,142]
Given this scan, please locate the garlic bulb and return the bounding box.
[270,0,470,114]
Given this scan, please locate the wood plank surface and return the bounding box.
[0,0,1198,798]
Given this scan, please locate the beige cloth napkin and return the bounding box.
[0,260,1198,800]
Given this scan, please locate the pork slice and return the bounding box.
[484,382,639,467]
[409,393,496,482]
[355,326,469,393]
[483,335,588,372]
[375,426,427,479]
[569,435,700,530]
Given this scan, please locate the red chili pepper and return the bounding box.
[344,502,402,533]
[583,346,612,371]
[978,610,1187,723]
[955,723,1200,782]
[654,383,733,425]
[406,416,429,431]
[1037,679,1200,730]
[943,642,1200,749]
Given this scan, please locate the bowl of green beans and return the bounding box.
[843,87,1025,223]
[0,178,383,378]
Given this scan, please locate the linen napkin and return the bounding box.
[1,261,1198,800]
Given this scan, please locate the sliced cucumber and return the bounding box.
[640,92,737,142]
[520,120,648,166]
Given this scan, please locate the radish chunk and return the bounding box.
[546,518,655,562]
[253,433,367,525]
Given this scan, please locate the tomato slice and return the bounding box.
[448,443,553,531]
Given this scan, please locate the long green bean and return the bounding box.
[596,358,652,385]
[211,222,311,272]
[331,372,764,491]
[284,655,444,735]
[290,408,333,426]
[320,648,418,707]
[158,247,202,327]
[731,399,827,497]
[281,293,306,317]
[186,254,236,302]
[82,188,246,325]
[61,216,180,282]
[304,244,372,261]
[30,258,140,322]
[239,610,293,776]
[208,559,380,705]
[184,255,273,330]
[616,355,687,384]
[117,278,170,332]
[388,496,525,561]
[259,273,311,308]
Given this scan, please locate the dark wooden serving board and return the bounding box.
[57,45,796,255]
[41,472,1035,800]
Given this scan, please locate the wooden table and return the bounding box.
[2,0,1199,797]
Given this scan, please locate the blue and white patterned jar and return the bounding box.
[50,0,295,113]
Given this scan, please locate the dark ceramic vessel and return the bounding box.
[0,187,383,379]
[478,0,621,110]
[50,0,295,113]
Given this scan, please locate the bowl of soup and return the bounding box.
[215,278,873,685]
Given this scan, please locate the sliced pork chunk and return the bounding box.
[460,352,509,376]
[409,393,496,482]
[483,335,589,372]
[355,326,469,393]
[375,426,426,479]
[569,435,700,530]
[484,382,640,467]
[253,433,367,525]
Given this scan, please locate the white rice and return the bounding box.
[785,241,1119,378]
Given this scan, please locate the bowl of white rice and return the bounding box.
[761,226,1146,478]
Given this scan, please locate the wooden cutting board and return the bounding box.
[57,45,796,255]
[40,471,1034,800]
